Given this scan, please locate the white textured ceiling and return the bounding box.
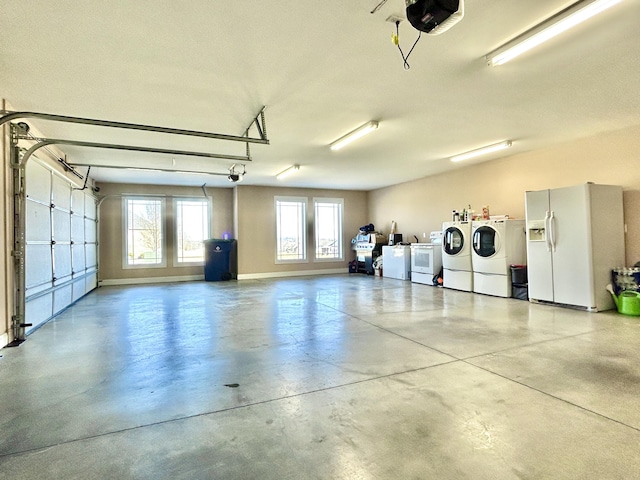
[1,1,639,190]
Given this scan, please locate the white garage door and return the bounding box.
[24,157,98,333]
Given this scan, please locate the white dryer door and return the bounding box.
[443,226,465,256]
[473,225,500,258]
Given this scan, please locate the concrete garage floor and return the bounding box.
[0,275,639,479]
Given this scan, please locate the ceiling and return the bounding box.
[1,0,639,190]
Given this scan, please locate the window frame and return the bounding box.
[173,197,212,267]
[122,196,166,269]
[275,196,308,264]
[313,197,344,262]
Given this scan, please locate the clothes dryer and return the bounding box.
[442,221,473,291]
[471,219,526,297]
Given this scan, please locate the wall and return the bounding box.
[97,183,233,284]
[97,183,368,282]
[234,185,368,277]
[368,124,640,266]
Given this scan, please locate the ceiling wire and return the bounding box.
[370,0,388,14]
[394,21,422,70]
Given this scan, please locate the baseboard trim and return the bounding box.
[99,269,348,286]
[0,332,9,349]
[238,268,347,280]
[99,275,204,286]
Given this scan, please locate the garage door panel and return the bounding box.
[85,198,97,220]
[54,245,72,280]
[26,161,51,204]
[25,294,53,334]
[72,278,88,302]
[26,202,51,242]
[72,244,86,272]
[72,190,85,217]
[86,272,98,292]
[51,175,71,211]
[72,215,85,243]
[86,244,97,269]
[26,244,52,289]
[53,285,73,315]
[85,219,97,243]
[53,209,71,242]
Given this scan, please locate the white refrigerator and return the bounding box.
[525,183,625,311]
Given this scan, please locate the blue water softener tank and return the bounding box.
[204,239,238,281]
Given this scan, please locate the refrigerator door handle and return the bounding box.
[549,210,557,252]
[544,211,551,252]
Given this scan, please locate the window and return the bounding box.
[123,197,165,267]
[314,198,343,261]
[175,198,210,264]
[275,196,307,263]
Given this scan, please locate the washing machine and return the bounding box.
[471,219,526,297]
[442,221,473,291]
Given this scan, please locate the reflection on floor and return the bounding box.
[1,275,639,479]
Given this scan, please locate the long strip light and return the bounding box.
[450,141,512,163]
[276,164,300,180]
[486,0,624,66]
[329,121,379,151]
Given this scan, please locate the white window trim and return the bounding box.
[313,197,344,262]
[173,197,212,267]
[275,196,309,264]
[122,196,167,269]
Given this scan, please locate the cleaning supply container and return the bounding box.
[607,278,640,316]
[614,290,640,316]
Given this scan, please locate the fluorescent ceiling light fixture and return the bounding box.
[276,164,300,180]
[329,121,379,151]
[486,0,624,66]
[450,141,512,163]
